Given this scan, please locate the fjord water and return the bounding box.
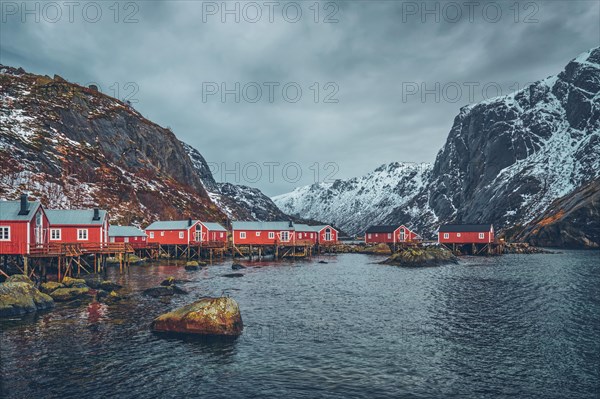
[1,252,599,398]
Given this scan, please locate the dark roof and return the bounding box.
[365,225,399,233]
[438,224,493,232]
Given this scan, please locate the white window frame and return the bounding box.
[240,232,246,239]
[110,237,115,243]
[387,233,392,239]
[161,231,165,237]
[77,229,88,241]
[256,232,261,237]
[142,237,146,241]
[268,232,275,239]
[0,226,10,241]
[124,237,129,243]
[457,233,461,237]
[220,232,224,238]
[179,231,184,239]
[479,233,485,239]
[299,233,303,239]
[368,233,372,239]
[281,231,289,242]
[50,228,61,241]
[149,232,154,238]
[443,233,449,239]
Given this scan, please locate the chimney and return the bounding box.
[288,220,293,228]
[188,218,193,227]
[18,194,29,215]
[92,208,100,221]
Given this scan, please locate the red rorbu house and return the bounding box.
[232,221,295,246]
[109,225,147,248]
[144,219,204,245]
[0,194,49,255]
[45,208,109,245]
[201,222,228,244]
[437,224,494,244]
[295,224,338,245]
[364,225,419,244]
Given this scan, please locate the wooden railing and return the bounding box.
[26,242,134,257]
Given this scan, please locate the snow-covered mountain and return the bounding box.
[0,65,286,225]
[183,142,290,221]
[275,47,600,245]
[273,162,431,235]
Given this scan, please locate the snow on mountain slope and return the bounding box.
[273,162,431,235]
[275,47,600,240]
[183,142,290,221]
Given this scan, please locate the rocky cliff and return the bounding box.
[0,65,285,225]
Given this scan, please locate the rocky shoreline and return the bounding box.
[381,247,458,267]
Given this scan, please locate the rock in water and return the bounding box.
[0,282,54,317]
[49,287,90,302]
[185,261,200,271]
[40,281,64,294]
[222,273,244,278]
[151,297,243,336]
[318,260,328,264]
[61,276,87,288]
[231,263,245,270]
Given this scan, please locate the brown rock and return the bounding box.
[151,297,243,336]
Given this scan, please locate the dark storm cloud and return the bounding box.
[1,0,598,196]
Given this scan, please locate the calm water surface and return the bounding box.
[1,252,599,398]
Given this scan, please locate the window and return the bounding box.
[299,233,303,239]
[281,231,289,241]
[161,231,165,237]
[77,229,88,240]
[149,232,154,238]
[142,237,146,241]
[0,226,10,241]
[268,232,275,239]
[368,233,371,239]
[240,232,246,239]
[256,232,261,236]
[479,233,485,239]
[110,237,115,243]
[179,232,184,239]
[443,233,449,239]
[124,237,129,243]
[457,233,461,237]
[311,233,314,238]
[50,228,61,240]
[220,232,224,238]
[387,233,391,239]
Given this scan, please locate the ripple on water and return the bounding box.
[1,252,599,399]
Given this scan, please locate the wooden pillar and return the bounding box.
[249,245,253,261]
[23,256,29,276]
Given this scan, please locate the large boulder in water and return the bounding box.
[61,276,87,288]
[49,287,90,302]
[151,297,243,336]
[40,281,65,294]
[0,282,54,317]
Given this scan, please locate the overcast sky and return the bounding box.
[1,0,598,196]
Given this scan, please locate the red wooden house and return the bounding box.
[295,224,338,244]
[232,221,295,246]
[200,222,228,244]
[438,224,494,244]
[144,219,203,245]
[109,225,147,248]
[46,208,109,244]
[0,194,49,255]
[365,225,419,244]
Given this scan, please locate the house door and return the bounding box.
[195,231,202,242]
[325,228,331,241]
[399,230,405,242]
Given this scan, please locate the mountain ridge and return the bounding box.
[274,47,600,247]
